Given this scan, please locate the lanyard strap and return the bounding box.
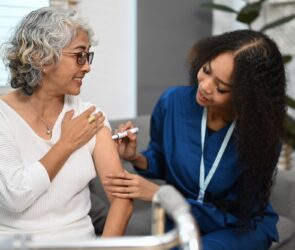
[198,107,235,203]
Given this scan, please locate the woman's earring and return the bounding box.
[42,68,46,74]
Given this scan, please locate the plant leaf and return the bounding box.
[286,95,295,109]
[260,14,295,32]
[236,2,263,24]
[199,3,237,13]
[284,114,295,149]
[283,54,293,64]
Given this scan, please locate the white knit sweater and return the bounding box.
[0,95,110,241]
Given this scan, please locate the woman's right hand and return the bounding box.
[40,106,105,181]
[115,121,138,162]
[59,106,105,152]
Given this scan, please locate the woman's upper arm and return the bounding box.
[92,126,123,200]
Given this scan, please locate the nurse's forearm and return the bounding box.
[130,153,148,170]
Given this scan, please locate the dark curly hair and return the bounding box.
[189,29,286,222]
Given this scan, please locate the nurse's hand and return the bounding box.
[103,171,159,201]
[114,121,138,162]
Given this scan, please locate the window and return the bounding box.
[0,0,49,92]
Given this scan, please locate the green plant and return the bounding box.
[199,0,295,148]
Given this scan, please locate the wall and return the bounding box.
[77,0,212,118]
[137,0,212,115]
[77,0,137,120]
[212,0,246,35]
[1,1,213,119]
[212,0,295,117]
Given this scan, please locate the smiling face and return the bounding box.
[42,29,92,96]
[196,52,234,112]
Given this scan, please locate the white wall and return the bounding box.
[212,0,295,115]
[212,0,246,35]
[77,0,137,120]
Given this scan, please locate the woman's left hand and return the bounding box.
[103,171,159,202]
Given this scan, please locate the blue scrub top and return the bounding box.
[135,86,279,248]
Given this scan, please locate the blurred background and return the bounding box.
[0,0,294,120]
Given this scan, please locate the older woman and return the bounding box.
[0,7,132,241]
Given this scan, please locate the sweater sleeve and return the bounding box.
[0,119,50,213]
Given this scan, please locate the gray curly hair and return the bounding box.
[2,7,95,95]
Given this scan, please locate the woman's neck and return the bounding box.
[206,106,235,131]
[25,89,64,117]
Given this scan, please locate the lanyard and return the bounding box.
[197,107,235,203]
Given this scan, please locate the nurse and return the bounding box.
[104,29,286,250]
